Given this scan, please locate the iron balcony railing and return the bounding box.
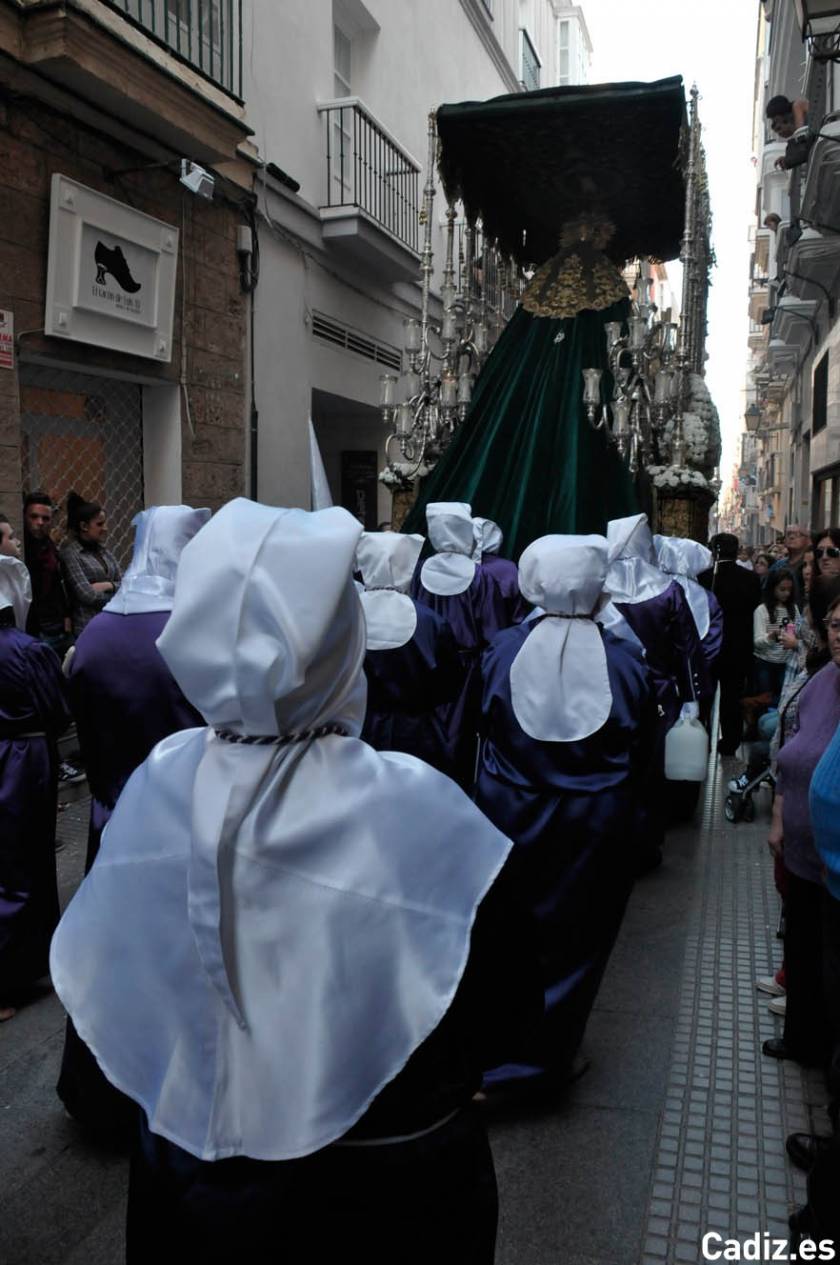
[104,0,242,99]
[318,98,421,255]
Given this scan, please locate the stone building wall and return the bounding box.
[0,91,248,519]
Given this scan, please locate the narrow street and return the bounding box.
[1,750,827,1265]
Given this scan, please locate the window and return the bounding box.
[813,352,829,435]
[332,24,353,202]
[558,19,570,85]
[520,29,540,93]
[334,23,351,97]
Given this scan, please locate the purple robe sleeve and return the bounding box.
[702,592,724,676]
[21,641,71,737]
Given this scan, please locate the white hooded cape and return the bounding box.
[420,502,477,596]
[471,517,504,562]
[653,534,713,641]
[509,535,612,742]
[103,505,210,615]
[356,531,423,650]
[51,499,511,1162]
[606,514,672,606]
[0,555,32,630]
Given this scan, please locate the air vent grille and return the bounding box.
[312,311,402,372]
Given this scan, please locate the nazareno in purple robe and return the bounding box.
[474,620,656,1087]
[613,580,711,844]
[477,554,532,626]
[361,602,466,779]
[413,569,513,788]
[57,608,203,1136]
[0,616,70,1000]
[67,610,203,872]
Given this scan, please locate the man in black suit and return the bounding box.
[699,533,762,755]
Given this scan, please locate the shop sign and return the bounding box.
[0,310,12,370]
[45,175,179,362]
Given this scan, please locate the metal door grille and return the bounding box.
[19,365,144,570]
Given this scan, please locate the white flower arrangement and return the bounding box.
[647,464,710,491]
[378,461,433,488]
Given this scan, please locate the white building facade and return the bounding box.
[243,0,592,525]
[737,0,840,543]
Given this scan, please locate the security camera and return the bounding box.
[180,160,215,201]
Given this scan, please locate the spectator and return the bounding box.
[737,545,754,570]
[771,525,812,605]
[0,514,21,558]
[765,582,840,1069]
[814,528,840,581]
[754,553,773,580]
[22,491,71,654]
[766,95,809,138]
[787,589,840,1202]
[766,95,813,170]
[59,491,122,638]
[753,569,801,704]
[699,533,762,756]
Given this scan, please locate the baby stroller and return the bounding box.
[723,706,777,824]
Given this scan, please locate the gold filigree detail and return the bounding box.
[522,222,629,319]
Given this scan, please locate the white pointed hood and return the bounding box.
[51,499,512,1163]
[421,502,477,596]
[104,505,211,615]
[472,517,504,562]
[0,555,32,630]
[510,535,612,742]
[653,534,713,640]
[606,514,672,605]
[357,531,423,650]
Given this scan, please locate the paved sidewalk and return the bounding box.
[0,764,830,1263]
[489,757,828,1265]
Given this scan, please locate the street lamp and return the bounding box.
[745,403,762,432]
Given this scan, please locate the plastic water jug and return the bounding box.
[664,704,708,782]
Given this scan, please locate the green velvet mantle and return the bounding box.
[402,301,639,560]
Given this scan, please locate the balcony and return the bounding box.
[2,0,250,164]
[786,227,840,303]
[754,227,771,277]
[761,141,790,222]
[773,295,818,350]
[317,98,421,285]
[801,116,840,233]
[748,284,768,325]
[104,1,242,98]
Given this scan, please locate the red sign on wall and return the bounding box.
[0,310,13,370]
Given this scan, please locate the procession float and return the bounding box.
[377,76,721,552]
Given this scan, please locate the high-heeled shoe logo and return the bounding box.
[94,241,142,293]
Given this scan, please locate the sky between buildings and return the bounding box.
[585,0,760,480]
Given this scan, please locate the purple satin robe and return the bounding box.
[477,555,532,626]
[475,621,656,1086]
[702,591,724,680]
[413,569,513,788]
[0,623,69,996]
[67,610,204,870]
[361,602,465,779]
